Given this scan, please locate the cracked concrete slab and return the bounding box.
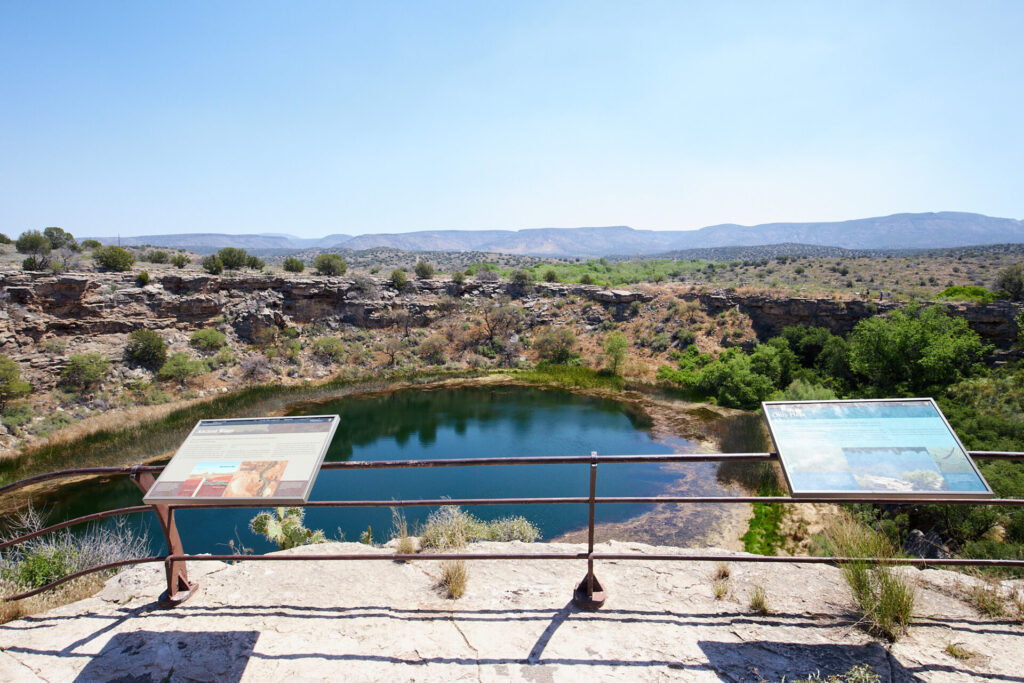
[1,541,1021,682]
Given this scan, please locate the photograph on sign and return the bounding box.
[762,399,992,499]
[143,415,340,505]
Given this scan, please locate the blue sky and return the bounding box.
[1,2,1022,238]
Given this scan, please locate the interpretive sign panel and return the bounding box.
[762,399,992,499]
[143,415,340,505]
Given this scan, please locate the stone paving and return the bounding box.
[1,541,1022,682]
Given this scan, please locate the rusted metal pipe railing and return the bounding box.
[2,450,1022,608]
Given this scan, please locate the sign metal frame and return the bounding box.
[762,398,994,500]
[143,414,340,505]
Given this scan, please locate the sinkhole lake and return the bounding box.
[39,386,757,555]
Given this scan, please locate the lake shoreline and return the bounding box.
[2,370,757,549]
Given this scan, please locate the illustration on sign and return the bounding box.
[762,399,992,499]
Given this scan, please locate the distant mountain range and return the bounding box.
[88,212,1024,257]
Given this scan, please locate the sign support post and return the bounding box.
[131,467,196,607]
[573,452,606,610]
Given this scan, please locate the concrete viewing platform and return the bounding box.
[1,541,1021,682]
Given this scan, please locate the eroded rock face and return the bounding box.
[687,290,1023,349]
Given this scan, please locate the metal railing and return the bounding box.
[2,450,1023,610]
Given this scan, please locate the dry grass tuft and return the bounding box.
[439,560,468,599]
[390,508,416,559]
[945,642,975,660]
[824,511,916,641]
[749,584,772,614]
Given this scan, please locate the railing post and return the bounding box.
[130,467,196,607]
[573,451,606,609]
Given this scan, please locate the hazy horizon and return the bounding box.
[3,2,1023,239]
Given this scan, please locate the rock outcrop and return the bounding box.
[1,540,1021,681]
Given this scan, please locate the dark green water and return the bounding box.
[30,386,748,555]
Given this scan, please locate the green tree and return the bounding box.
[145,250,169,263]
[314,253,347,276]
[994,265,1024,301]
[43,227,77,251]
[249,507,326,550]
[414,260,435,279]
[201,255,224,275]
[80,239,101,250]
[848,306,988,395]
[170,253,190,268]
[0,355,31,409]
[0,233,12,245]
[283,257,305,273]
[60,353,110,390]
[217,247,248,270]
[125,329,167,371]
[245,255,265,270]
[94,246,135,272]
[16,230,51,270]
[534,327,578,364]
[389,268,409,291]
[603,331,628,375]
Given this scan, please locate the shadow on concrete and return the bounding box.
[73,630,258,683]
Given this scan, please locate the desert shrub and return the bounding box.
[135,270,150,286]
[283,257,305,273]
[533,327,578,364]
[824,512,916,641]
[579,273,595,285]
[80,239,101,250]
[170,254,190,268]
[420,507,539,550]
[201,255,224,274]
[94,246,135,272]
[21,255,51,271]
[389,268,409,291]
[475,268,499,282]
[0,506,149,597]
[452,270,466,285]
[217,247,248,270]
[157,353,208,383]
[312,336,346,363]
[673,328,697,348]
[994,264,1024,301]
[60,353,109,390]
[774,378,837,401]
[542,268,559,282]
[314,253,347,276]
[511,269,532,286]
[249,507,326,550]
[0,356,31,409]
[417,335,447,365]
[124,329,167,371]
[414,260,435,279]
[245,255,265,270]
[190,328,227,352]
[145,249,169,264]
[0,233,11,244]
[240,355,274,381]
[937,285,996,303]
